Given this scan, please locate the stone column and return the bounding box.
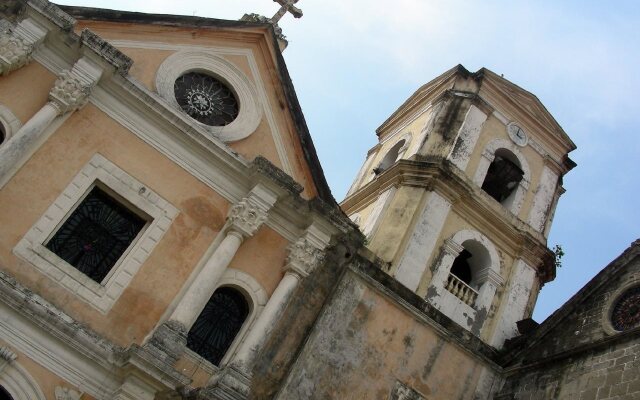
[147,187,276,364]
[231,237,325,371]
[0,17,47,76]
[0,57,102,189]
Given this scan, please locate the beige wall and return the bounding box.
[0,101,288,347]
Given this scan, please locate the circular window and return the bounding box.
[610,286,640,332]
[174,72,239,127]
[156,51,262,142]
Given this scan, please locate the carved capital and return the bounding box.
[284,238,325,278]
[227,198,268,238]
[0,31,33,76]
[55,387,82,400]
[49,70,91,115]
[0,346,17,362]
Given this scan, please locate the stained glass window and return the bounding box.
[187,287,249,366]
[45,186,146,283]
[174,72,239,126]
[611,286,640,332]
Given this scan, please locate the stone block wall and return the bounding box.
[497,338,640,400]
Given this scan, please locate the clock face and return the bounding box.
[610,286,640,332]
[507,123,528,147]
[174,72,239,126]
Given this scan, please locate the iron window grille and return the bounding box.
[187,287,250,366]
[45,186,147,283]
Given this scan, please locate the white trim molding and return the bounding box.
[155,50,262,143]
[14,153,178,313]
[0,350,46,400]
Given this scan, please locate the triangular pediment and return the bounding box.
[59,6,334,203]
[478,68,576,151]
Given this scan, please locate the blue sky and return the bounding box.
[55,0,640,321]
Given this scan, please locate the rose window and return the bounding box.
[610,286,640,332]
[174,72,239,126]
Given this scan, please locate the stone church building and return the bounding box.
[0,1,638,399]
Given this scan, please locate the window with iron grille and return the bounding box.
[45,186,147,283]
[187,287,249,366]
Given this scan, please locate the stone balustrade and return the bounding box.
[445,273,478,307]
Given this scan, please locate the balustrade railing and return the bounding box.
[445,273,478,307]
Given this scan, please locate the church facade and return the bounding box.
[0,1,638,399]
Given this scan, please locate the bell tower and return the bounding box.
[341,65,576,347]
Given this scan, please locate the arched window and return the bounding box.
[450,249,472,285]
[481,149,523,206]
[373,139,406,175]
[0,386,14,400]
[446,240,492,306]
[187,286,250,366]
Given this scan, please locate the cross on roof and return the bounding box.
[270,0,303,24]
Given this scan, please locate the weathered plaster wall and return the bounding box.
[367,186,426,263]
[278,266,497,400]
[0,103,288,347]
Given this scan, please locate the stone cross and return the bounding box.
[270,0,303,24]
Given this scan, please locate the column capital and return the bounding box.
[49,70,92,115]
[0,31,33,76]
[283,237,325,279]
[227,198,269,238]
[476,268,505,287]
[443,238,464,256]
[0,346,17,362]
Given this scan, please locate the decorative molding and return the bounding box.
[389,380,426,400]
[14,153,179,313]
[80,29,132,75]
[155,50,262,143]
[284,237,325,278]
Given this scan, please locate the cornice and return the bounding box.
[0,270,190,396]
[341,159,555,281]
[479,79,576,169]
